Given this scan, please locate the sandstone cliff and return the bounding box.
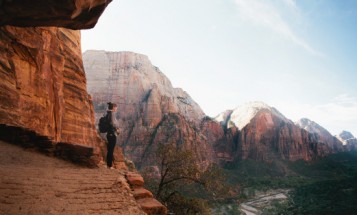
[0,26,108,164]
[337,130,357,151]
[215,102,332,161]
[84,51,345,165]
[296,118,344,153]
[0,3,166,214]
[83,50,205,125]
[0,0,112,29]
[200,116,238,164]
[83,51,212,168]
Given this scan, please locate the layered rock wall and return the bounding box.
[217,107,338,162]
[296,118,344,153]
[200,117,238,164]
[84,51,212,168]
[0,26,103,162]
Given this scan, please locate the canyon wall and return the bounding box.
[0,26,104,164]
[84,52,347,166]
[216,102,344,161]
[84,51,214,168]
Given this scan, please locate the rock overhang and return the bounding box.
[0,0,112,29]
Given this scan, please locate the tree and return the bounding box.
[142,143,228,215]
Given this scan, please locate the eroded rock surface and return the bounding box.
[84,51,213,168]
[0,0,112,29]
[0,26,103,163]
[216,102,343,161]
[0,140,145,215]
[296,118,344,153]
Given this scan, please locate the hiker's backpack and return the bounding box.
[98,114,110,133]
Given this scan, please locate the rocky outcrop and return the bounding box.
[296,118,344,152]
[125,172,167,215]
[337,131,357,151]
[0,26,103,164]
[83,51,212,167]
[0,0,112,29]
[215,102,332,161]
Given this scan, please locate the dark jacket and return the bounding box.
[107,110,118,135]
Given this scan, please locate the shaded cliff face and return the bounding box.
[84,51,344,165]
[215,102,334,161]
[337,131,357,151]
[83,51,211,167]
[296,118,344,152]
[0,0,112,29]
[83,51,205,125]
[200,117,238,164]
[0,26,102,162]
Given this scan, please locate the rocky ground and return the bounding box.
[0,140,145,215]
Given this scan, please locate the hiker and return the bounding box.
[106,102,119,169]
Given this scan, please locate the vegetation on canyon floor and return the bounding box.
[142,148,357,215]
[141,143,228,215]
[225,151,357,214]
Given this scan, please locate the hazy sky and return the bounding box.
[82,0,357,136]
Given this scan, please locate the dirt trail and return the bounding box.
[0,140,145,215]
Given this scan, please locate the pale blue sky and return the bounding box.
[82,0,357,136]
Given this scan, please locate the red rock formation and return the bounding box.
[125,172,167,215]
[200,117,238,164]
[85,51,341,165]
[83,51,205,126]
[296,118,344,153]
[120,113,214,169]
[83,51,212,168]
[0,0,112,29]
[216,102,333,161]
[0,26,103,164]
[239,110,316,161]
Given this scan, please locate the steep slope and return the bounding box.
[200,116,239,164]
[215,102,324,161]
[83,51,205,125]
[337,131,357,151]
[83,51,212,168]
[296,118,344,152]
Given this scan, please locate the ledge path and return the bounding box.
[0,140,145,215]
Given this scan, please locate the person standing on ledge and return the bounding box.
[106,102,119,169]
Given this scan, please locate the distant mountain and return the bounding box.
[215,102,333,161]
[84,51,347,167]
[337,130,356,144]
[83,50,213,168]
[295,118,344,152]
[215,101,288,129]
[83,50,205,125]
[336,131,357,151]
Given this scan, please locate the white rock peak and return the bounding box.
[336,130,356,145]
[295,118,321,134]
[215,101,286,130]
